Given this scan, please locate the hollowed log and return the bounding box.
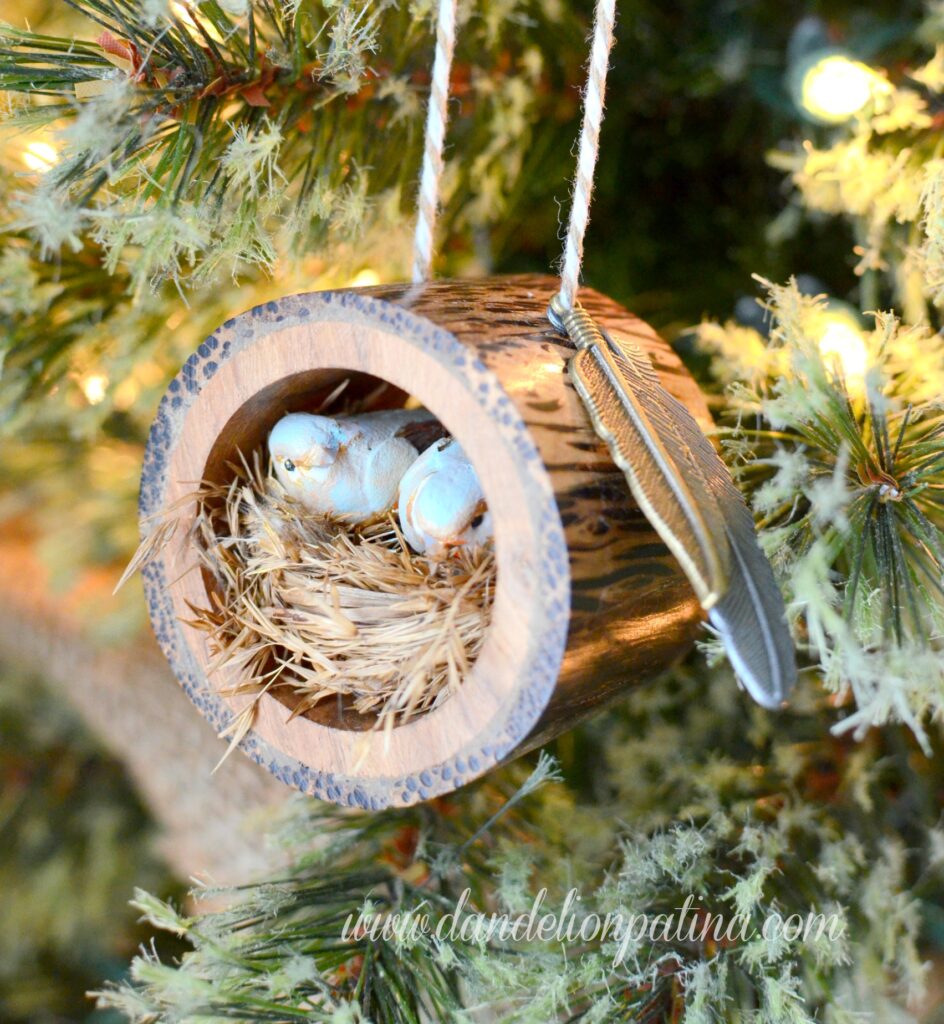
[140,274,707,808]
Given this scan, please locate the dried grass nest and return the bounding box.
[133,448,496,738]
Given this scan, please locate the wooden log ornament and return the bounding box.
[140,274,710,808]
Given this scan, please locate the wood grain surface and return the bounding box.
[141,274,708,807]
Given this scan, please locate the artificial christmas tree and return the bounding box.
[2,1,944,1021]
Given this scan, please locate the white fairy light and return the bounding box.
[798,54,890,124]
[21,140,58,173]
[348,268,381,287]
[170,2,225,42]
[816,312,868,384]
[81,373,109,405]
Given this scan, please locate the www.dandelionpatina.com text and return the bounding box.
[341,889,846,966]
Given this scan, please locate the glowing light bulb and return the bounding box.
[170,2,225,41]
[348,268,381,287]
[81,373,109,405]
[799,55,888,124]
[21,140,58,173]
[817,317,868,383]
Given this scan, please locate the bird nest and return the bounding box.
[127,449,496,743]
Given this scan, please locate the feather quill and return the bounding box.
[549,297,796,707]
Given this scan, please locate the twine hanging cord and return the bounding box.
[412,0,458,285]
[410,0,615,303]
[552,0,617,323]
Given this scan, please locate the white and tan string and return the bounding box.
[412,0,616,299]
[557,0,617,311]
[412,0,458,284]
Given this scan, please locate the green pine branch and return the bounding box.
[93,675,944,1023]
[0,0,580,298]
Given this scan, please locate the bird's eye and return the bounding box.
[469,501,487,531]
[283,458,296,472]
